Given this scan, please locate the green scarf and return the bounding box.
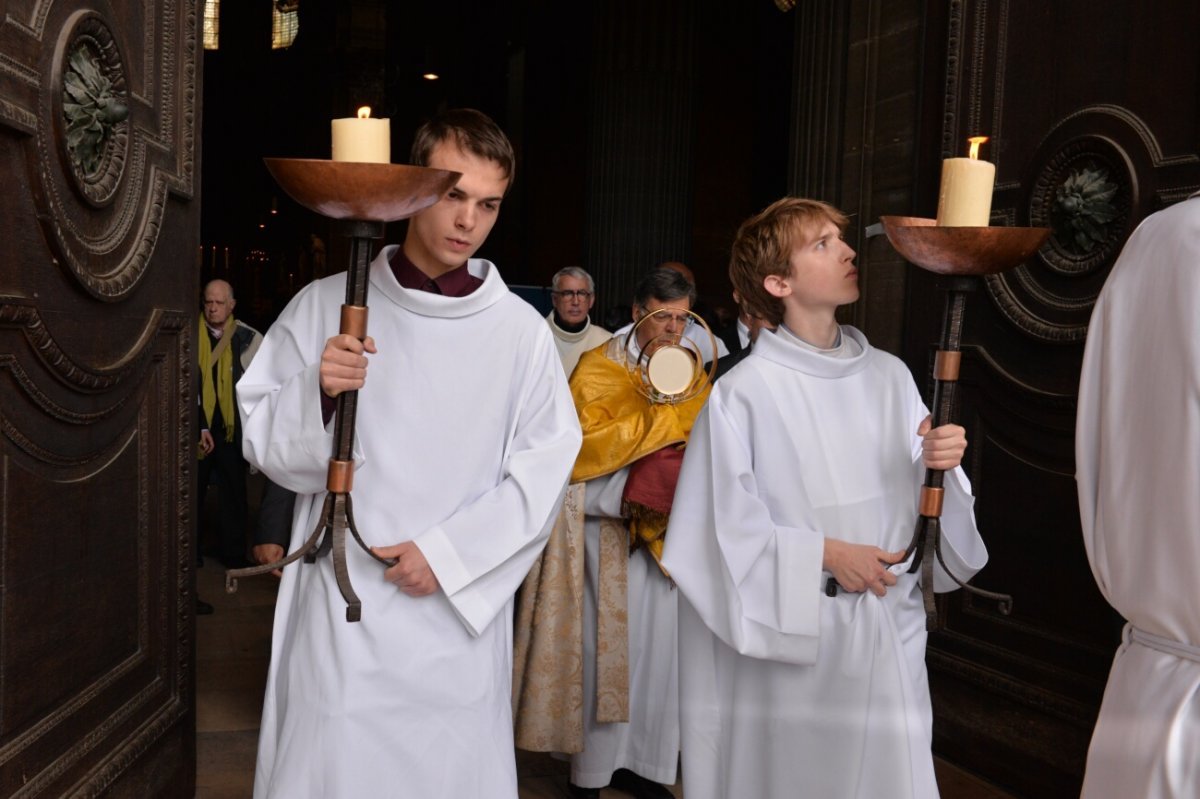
[198,315,237,442]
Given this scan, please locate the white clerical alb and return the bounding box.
[238,246,581,799]
[1076,193,1200,799]
[662,325,987,799]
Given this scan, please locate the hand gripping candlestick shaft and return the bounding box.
[223,158,459,621]
[225,221,396,622]
[902,276,1013,630]
[879,215,1049,630]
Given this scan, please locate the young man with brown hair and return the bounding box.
[662,197,988,799]
[238,109,581,798]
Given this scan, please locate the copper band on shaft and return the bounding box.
[934,350,961,381]
[919,486,945,518]
[340,305,368,340]
[326,459,354,493]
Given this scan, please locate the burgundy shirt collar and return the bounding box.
[388,248,482,297]
[320,248,485,425]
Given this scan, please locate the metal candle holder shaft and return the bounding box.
[224,159,460,622]
[903,274,1014,629]
[880,216,1050,630]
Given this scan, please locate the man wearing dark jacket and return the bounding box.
[197,279,262,570]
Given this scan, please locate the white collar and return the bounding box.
[753,325,872,377]
[546,311,594,343]
[369,244,508,318]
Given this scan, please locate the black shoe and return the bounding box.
[610,768,673,799]
[566,784,599,799]
[196,598,215,615]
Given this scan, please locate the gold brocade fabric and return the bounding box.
[569,339,710,483]
[513,484,587,752]
[625,502,673,574]
[594,516,631,723]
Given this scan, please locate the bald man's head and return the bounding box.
[658,261,695,286]
[203,280,235,328]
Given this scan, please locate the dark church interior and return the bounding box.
[1,0,1197,796]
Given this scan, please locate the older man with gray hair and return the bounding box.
[547,266,611,375]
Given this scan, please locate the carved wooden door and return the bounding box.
[0,1,200,795]
[907,1,1200,795]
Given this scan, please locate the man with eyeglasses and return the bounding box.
[611,261,730,367]
[514,268,707,799]
[546,266,612,375]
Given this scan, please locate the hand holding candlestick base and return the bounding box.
[880,215,1049,629]
[224,159,460,622]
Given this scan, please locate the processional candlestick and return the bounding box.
[224,158,459,622]
[879,216,1050,629]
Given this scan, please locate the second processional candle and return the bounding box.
[936,136,995,227]
[331,106,390,163]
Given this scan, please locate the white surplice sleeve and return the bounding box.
[412,330,582,637]
[238,281,344,494]
[904,381,988,592]
[663,393,825,665]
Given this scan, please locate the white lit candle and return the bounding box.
[936,136,995,227]
[331,106,390,163]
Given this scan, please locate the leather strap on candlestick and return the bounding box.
[340,305,368,340]
[934,350,961,381]
[327,458,354,493]
[919,486,945,518]
[920,518,939,629]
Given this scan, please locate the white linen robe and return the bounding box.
[1076,194,1200,799]
[237,247,581,799]
[661,326,987,799]
[572,469,680,789]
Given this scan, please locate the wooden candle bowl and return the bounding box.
[264,158,460,222]
[879,216,1051,275]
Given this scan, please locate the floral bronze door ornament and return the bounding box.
[62,37,130,197]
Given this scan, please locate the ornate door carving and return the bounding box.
[0,1,199,795]
[908,1,1200,795]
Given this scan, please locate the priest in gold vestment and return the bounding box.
[514,268,710,799]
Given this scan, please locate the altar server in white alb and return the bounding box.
[662,197,988,799]
[238,109,581,799]
[1076,192,1200,799]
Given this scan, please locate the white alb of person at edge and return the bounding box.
[1076,192,1200,799]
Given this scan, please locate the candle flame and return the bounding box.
[357,106,372,119]
[968,136,989,160]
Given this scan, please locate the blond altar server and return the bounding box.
[238,109,581,798]
[661,197,987,799]
[1076,192,1200,798]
